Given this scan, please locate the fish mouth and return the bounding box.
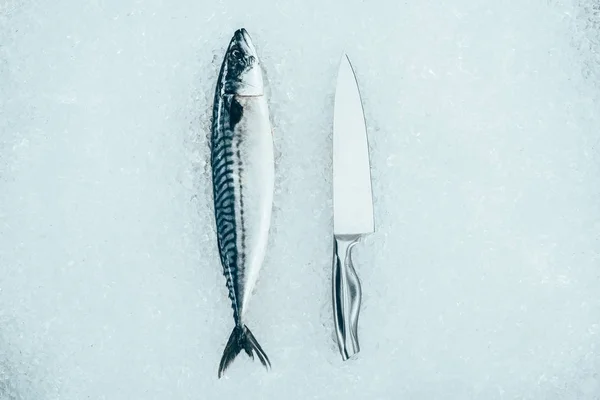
[234,28,250,44]
[236,28,250,42]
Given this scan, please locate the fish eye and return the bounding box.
[231,49,242,59]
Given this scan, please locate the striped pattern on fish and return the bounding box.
[210,28,274,378]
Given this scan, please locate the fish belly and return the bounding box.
[231,95,274,317]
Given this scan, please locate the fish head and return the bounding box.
[221,28,263,96]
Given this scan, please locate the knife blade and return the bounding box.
[332,54,374,361]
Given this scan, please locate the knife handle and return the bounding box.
[332,234,363,361]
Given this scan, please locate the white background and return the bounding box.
[1,0,599,398]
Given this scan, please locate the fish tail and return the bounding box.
[218,324,271,378]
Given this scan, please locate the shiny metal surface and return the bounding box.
[333,54,374,236]
[331,55,374,361]
[332,234,362,360]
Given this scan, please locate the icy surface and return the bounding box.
[1,0,600,398]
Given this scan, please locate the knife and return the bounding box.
[332,54,375,361]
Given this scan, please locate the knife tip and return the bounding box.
[338,52,353,70]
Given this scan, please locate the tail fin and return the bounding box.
[218,325,271,378]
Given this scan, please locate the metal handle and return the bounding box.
[332,234,363,360]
